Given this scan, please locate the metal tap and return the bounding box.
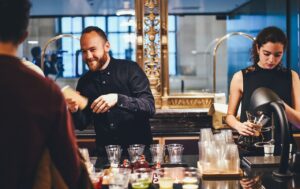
[41,34,80,71]
[212,32,255,93]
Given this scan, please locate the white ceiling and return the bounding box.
[30,0,251,16]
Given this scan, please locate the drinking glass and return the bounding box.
[105,145,122,166]
[150,144,165,164]
[200,141,217,172]
[167,144,184,164]
[109,168,131,189]
[199,128,214,142]
[157,168,175,189]
[246,111,270,137]
[237,111,270,149]
[183,167,199,184]
[182,167,199,189]
[128,144,145,163]
[130,168,153,189]
[263,144,275,157]
[223,144,240,173]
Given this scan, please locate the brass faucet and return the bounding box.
[212,32,255,93]
[41,34,79,71]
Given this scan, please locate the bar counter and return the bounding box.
[76,109,212,138]
[92,154,300,189]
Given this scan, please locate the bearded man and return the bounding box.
[66,26,155,165]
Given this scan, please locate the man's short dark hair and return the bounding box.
[81,26,108,42]
[0,0,31,44]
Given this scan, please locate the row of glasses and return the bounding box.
[150,144,185,164]
[105,143,185,165]
[105,144,145,165]
[110,167,195,189]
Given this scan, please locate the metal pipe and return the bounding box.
[41,34,80,71]
[212,32,255,93]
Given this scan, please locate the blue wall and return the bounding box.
[226,0,288,90]
[288,0,300,74]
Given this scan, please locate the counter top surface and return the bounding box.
[91,154,300,189]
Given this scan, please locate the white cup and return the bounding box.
[264,144,275,157]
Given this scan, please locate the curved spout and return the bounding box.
[41,34,80,71]
[270,102,293,178]
[212,32,255,93]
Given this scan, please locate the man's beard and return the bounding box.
[99,53,108,66]
[87,53,108,72]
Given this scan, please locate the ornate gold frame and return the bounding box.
[136,0,214,109]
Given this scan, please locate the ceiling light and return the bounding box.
[27,40,39,44]
[116,1,135,16]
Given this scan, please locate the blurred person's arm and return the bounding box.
[22,59,45,77]
[48,83,81,189]
[226,71,254,136]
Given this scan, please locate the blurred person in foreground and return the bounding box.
[66,26,155,163]
[0,0,90,188]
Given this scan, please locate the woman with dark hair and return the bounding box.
[226,26,300,155]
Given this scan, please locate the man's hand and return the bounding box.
[91,93,118,113]
[66,98,79,113]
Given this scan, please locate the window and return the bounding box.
[58,15,177,77]
[107,16,136,60]
[59,17,82,77]
[168,15,177,75]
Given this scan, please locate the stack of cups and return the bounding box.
[198,128,240,174]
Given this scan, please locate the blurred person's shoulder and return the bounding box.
[21,59,45,77]
[7,56,62,99]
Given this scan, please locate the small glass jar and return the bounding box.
[182,167,199,189]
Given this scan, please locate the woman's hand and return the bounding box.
[236,121,255,136]
[240,176,261,189]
